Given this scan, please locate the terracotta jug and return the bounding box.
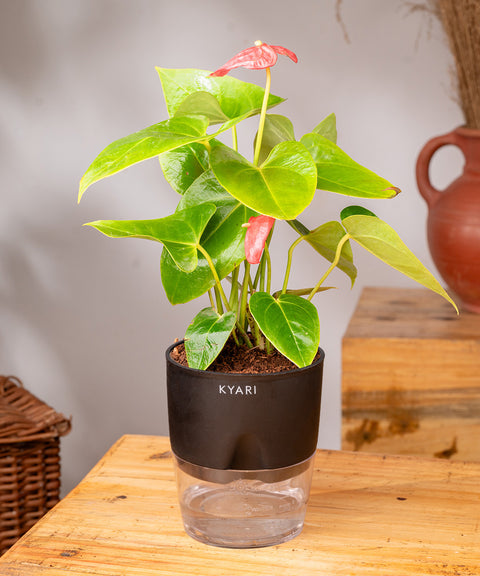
[416,126,480,313]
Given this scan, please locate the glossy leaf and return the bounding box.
[161,170,255,303]
[174,91,230,124]
[157,68,284,124]
[161,253,213,304]
[312,113,337,143]
[249,292,320,367]
[211,141,317,220]
[185,308,236,370]
[300,132,400,199]
[254,114,295,165]
[215,111,266,134]
[159,142,210,194]
[272,286,334,299]
[341,206,458,310]
[79,115,209,200]
[304,221,357,285]
[179,170,256,260]
[84,203,216,273]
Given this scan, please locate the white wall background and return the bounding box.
[1,0,464,494]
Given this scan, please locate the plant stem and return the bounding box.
[264,243,272,294]
[201,139,212,154]
[197,244,230,311]
[199,250,249,347]
[253,67,272,167]
[264,222,274,294]
[235,321,252,348]
[229,265,240,311]
[232,126,238,151]
[231,326,240,346]
[214,286,224,315]
[307,234,351,301]
[265,336,272,354]
[259,255,266,292]
[239,261,251,330]
[213,284,225,314]
[208,289,216,309]
[248,308,262,349]
[253,265,261,291]
[287,218,310,236]
[281,235,305,294]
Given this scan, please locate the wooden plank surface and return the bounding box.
[342,287,480,460]
[1,435,479,575]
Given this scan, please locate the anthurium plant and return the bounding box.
[79,41,456,370]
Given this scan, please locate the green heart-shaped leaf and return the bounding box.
[159,142,210,194]
[79,115,209,200]
[254,114,295,165]
[157,68,284,120]
[304,221,357,285]
[341,206,458,310]
[211,141,317,220]
[178,169,257,238]
[174,91,230,125]
[84,203,216,273]
[161,171,255,303]
[300,132,400,199]
[185,308,236,370]
[161,253,215,303]
[249,292,320,368]
[312,113,337,143]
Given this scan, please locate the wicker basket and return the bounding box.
[0,375,71,555]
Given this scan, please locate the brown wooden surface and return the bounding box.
[1,434,479,575]
[342,287,480,460]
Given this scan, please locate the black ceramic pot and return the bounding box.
[166,342,325,473]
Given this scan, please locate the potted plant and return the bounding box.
[79,41,456,548]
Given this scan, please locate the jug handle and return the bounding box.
[415,130,460,208]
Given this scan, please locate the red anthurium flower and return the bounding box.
[243,215,275,264]
[210,41,297,77]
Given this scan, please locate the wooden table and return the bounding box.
[342,287,480,460]
[1,435,479,575]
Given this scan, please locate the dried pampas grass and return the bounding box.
[412,0,480,128]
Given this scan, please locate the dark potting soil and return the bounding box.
[170,338,302,374]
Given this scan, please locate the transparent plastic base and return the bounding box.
[174,454,315,548]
